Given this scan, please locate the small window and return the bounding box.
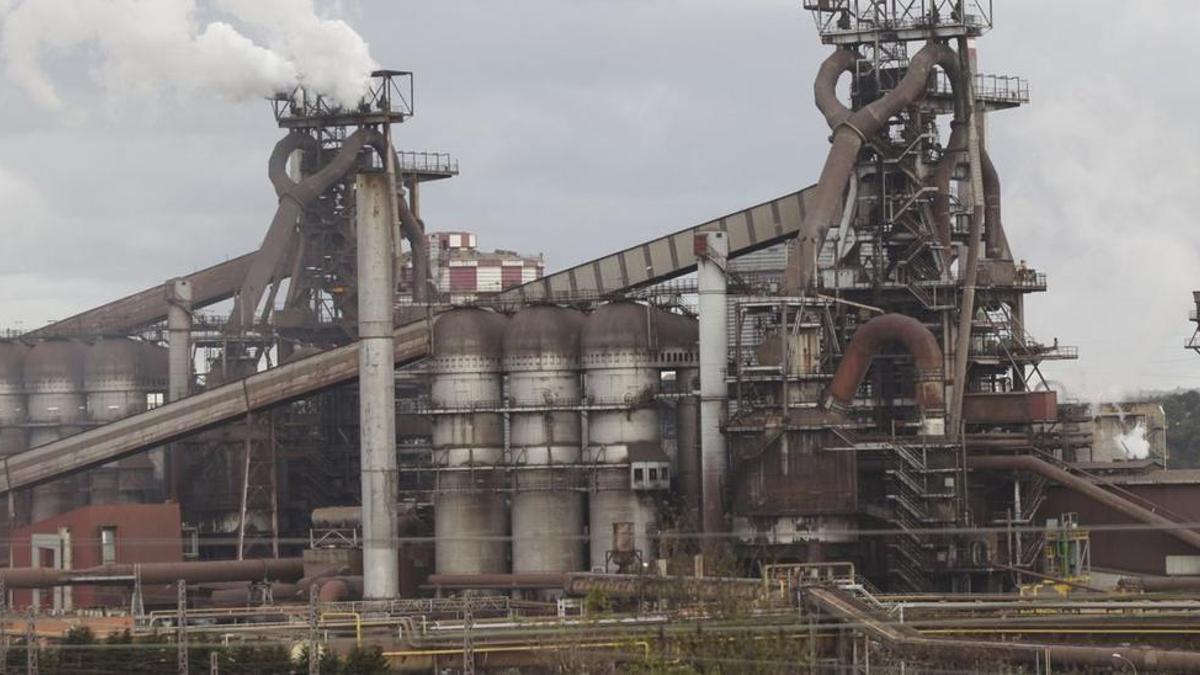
[100,526,117,566]
[633,468,644,484]
[662,467,670,481]
[649,468,658,481]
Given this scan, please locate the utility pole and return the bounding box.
[462,596,475,675]
[0,577,7,675]
[23,610,35,675]
[176,580,188,675]
[307,591,320,675]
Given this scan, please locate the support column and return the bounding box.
[696,231,729,540]
[947,38,985,438]
[165,278,192,501]
[357,171,399,599]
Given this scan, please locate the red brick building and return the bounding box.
[10,502,183,610]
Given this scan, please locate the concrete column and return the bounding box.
[166,279,193,403]
[696,231,729,539]
[165,278,192,501]
[356,171,399,599]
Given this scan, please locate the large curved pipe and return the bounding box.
[814,48,859,129]
[823,313,945,434]
[789,43,960,291]
[230,128,432,329]
[968,455,1200,552]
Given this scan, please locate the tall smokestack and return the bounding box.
[356,171,399,599]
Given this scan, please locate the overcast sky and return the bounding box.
[1,0,1198,401]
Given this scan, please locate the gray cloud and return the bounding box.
[1,0,1197,397]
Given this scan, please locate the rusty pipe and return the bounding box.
[1120,575,1200,593]
[931,122,966,250]
[789,43,960,291]
[814,48,859,129]
[425,573,567,590]
[968,455,1200,552]
[823,313,945,433]
[230,128,432,330]
[980,148,1012,260]
[0,558,306,589]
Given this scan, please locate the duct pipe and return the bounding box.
[696,231,729,538]
[980,149,1012,260]
[426,573,567,590]
[231,128,433,329]
[823,313,944,434]
[968,455,1200,552]
[165,278,191,501]
[1121,575,1200,592]
[675,366,701,530]
[0,558,305,588]
[356,171,400,600]
[788,43,961,292]
[931,122,966,251]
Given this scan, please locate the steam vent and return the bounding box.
[3,1,1200,671]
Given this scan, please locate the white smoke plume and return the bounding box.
[1113,421,1151,461]
[0,0,376,111]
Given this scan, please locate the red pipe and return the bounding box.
[824,314,945,432]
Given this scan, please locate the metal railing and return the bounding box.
[806,0,994,39]
[931,71,1029,104]
[395,151,459,175]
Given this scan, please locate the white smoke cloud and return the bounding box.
[0,0,375,112]
[1113,421,1151,461]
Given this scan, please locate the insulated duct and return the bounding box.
[823,313,945,434]
[788,42,960,292]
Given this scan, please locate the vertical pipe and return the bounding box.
[675,366,701,530]
[356,171,399,599]
[696,232,728,539]
[165,278,192,501]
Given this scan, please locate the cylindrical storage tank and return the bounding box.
[431,308,509,576]
[84,338,162,505]
[581,302,664,572]
[25,340,86,426]
[26,341,87,521]
[504,306,586,578]
[84,338,147,423]
[0,341,27,427]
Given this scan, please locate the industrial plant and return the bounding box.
[3,1,1200,672]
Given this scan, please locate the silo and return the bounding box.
[430,308,509,575]
[504,305,585,578]
[581,302,666,571]
[0,341,29,555]
[25,340,87,520]
[0,341,27,429]
[84,338,165,504]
